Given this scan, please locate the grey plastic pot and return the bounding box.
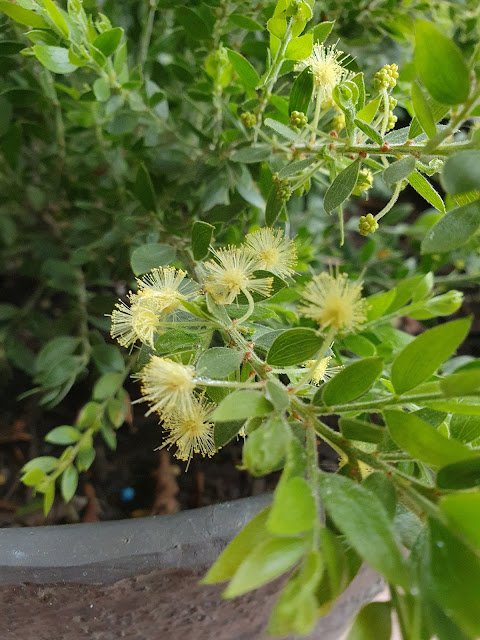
[0,494,384,639]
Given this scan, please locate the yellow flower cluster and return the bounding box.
[110,267,198,349]
[110,229,296,465]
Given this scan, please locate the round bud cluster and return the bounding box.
[290,110,308,129]
[241,111,256,128]
[373,63,399,91]
[332,112,346,131]
[358,213,379,236]
[379,96,397,112]
[273,173,292,202]
[386,112,398,131]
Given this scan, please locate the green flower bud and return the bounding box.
[386,111,398,131]
[290,110,308,129]
[373,63,399,91]
[241,111,257,128]
[358,213,379,236]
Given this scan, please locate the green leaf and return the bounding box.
[384,410,475,467]
[196,347,243,379]
[211,390,273,422]
[411,81,436,138]
[93,372,123,401]
[440,368,480,397]
[436,457,480,490]
[40,0,68,37]
[43,483,55,516]
[32,45,77,74]
[226,49,260,89]
[322,357,383,406]
[347,602,392,640]
[342,334,376,357]
[191,221,215,261]
[278,157,317,179]
[450,414,480,444]
[391,317,471,394]
[421,200,480,253]
[223,536,304,598]
[228,14,263,31]
[440,492,480,550]
[231,146,271,164]
[267,477,315,535]
[203,507,271,583]
[93,27,123,57]
[22,468,46,487]
[264,118,303,142]
[21,456,58,474]
[324,159,360,213]
[311,21,334,44]
[425,400,480,416]
[134,163,157,212]
[317,473,409,587]
[289,66,313,115]
[61,465,78,503]
[441,150,480,195]
[265,380,290,412]
[91,344,124,374]
[415,21,470,105]
[383,156,416,187]
[267,328,323,366]
[365,289,396,321]
[407,171,445,213]
[354,119,383,145]
[214,420,245,448]
[45,425,81,445]
[362,473,396,520]
[285,34,313,61]
[268,551,322,637]
[426,520,480,637]
[243,415,290,476]
[0,1,49,28]
[356,96,381,123]
[76,447,96,472]
[92,77,110,102]
[339,417,386,444]
[409,99,449,139]
[176,7,210,40]
[130,243,176,276]
[265,183,285,227]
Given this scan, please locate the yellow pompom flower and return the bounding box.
[136,267,198,314]
[137,356,196,417]
[303,356,336,385]
[110,292,165,348]
[295,44,351,105]
[204,246,273,305]
[299,272,368,332]
[160,394,216,467]
[244,228,297,280]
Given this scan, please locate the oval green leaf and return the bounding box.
[324,159,360,213]
[267,328,323,367]
[384,409,475,467]
[391,316,471,394]
[421,200,480,253]
[317,473,409,588]
[322,357,383,406]
[130,243,177,276]
[441,150,480,195]
[211,390,273,422]
[436,456,480,490]
[415,21,470,105]
[267,477,316,535]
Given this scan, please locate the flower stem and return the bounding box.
[374,181,402,222]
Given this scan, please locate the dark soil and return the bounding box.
[0,567,283,640]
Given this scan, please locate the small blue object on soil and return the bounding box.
[120,487,135,502]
